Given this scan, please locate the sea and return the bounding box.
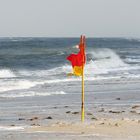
[0,37,140,98]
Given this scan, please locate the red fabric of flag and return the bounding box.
[67,45,85,67]
[67,35,86,76]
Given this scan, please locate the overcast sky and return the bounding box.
[0,0,140,37]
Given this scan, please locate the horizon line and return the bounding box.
[0,36,139,39]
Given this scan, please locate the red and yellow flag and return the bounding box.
[67,35,86,76]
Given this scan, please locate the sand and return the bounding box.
[27,118,140,139]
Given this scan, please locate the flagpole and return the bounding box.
[81,63,85,122]
[81,35,85,122]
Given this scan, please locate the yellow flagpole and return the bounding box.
[81,64,85,122]
[81,35,85,122]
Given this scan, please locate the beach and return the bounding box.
[0,38,140,139]
[0,78,140,140]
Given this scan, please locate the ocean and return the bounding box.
[0,37,140,98]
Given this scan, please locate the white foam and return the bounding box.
[19,68,65,77]
[125,58,140,63]
[0,69,16,78]
[0,91,66,98]
[91,48,127,67]
[0,80,40,92]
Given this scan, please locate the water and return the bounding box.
[0,37,140,98]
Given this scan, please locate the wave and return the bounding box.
[125,58,140,63]
[0,48,137,78]
[0,80,40,92]
[4,48,138,79]
[29,48,129,76]
[0,91,66,98]
[88,48,127,67]
[0,48,139,95]
[62,48,129,75]
[1,69,140,94]
[0,69,16,78]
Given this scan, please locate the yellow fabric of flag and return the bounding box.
[73,66,83,76]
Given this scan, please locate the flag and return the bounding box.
[67,35,86,76]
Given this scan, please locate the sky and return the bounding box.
[0,0,140,37]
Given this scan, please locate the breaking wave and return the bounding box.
[0,69,16,78]
[0,80,40,92]
[0,91,66,98]
[0,47,140,97]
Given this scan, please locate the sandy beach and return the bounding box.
[1,105,140,140]
[0,78,140,140]
[28,118,140,140]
